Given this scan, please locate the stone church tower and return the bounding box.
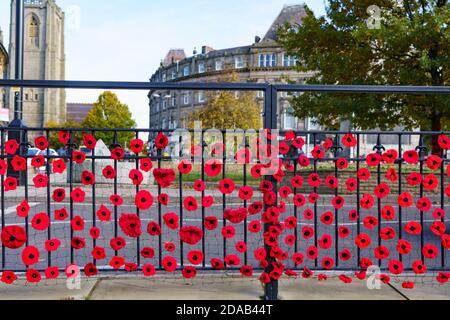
[8,0,66,128]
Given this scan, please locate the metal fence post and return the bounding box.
[263,84,279,300]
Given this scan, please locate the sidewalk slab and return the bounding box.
[0,279,98,300]
[279,278,405,300]
[389,279,450,300]
[89,277,263,300]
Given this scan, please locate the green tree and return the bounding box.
[82,91,137,147]
[187,71,262,130]
[46,120,83,150]
[278,0,449,153]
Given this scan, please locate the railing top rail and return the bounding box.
[0,79,449,94]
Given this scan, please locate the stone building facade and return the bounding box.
[0,28,8,117]
[7,0,66,129]
[148,5,314,136]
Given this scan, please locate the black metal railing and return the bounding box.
[0,79,449,300]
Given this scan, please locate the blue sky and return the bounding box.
[0,0,326,127]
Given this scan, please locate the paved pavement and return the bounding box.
[0,275,448,300]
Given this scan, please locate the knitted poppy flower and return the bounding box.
[363,216,378,230]
[396,239,412,255]
[147,222,162,236]
[180,226,203,245]
[153,168,176,188]
[224,208,248,224]
[306,246,318,260]
[382,149,398,164]
[278,186,292,199]
[401,281,414,289]
[32,213,50,231]
[5,139,20,155]
[336,157,349,170]
[248,220,261,233]
[110,194,123,206]
[307,173,322,188]
[385,168,398,182]
[110,236,126,251]
[155,133,169,149]
[82,134,97,150]
[320,211,334,225]
[204,216,218,231]
[380,227,396,241]
[260,272,271,284]
[322,257,334,270]
[32,174,48,189]
[54,208,68,221]
[412,260,427,274]
[388,259,404,275]
[1,225,27,249]
[124,263,138,273]
[218,179,235,195]
[187,250,204,265]
[443,234,450,249]
[331,196,345,210]
[426,155,442,170]
[71,237,86,250]
[431,221,446,236]
[224,254,240,267]
[236,186,253,201]
[416,197,432,212]
[308,193,319,204]
[397,192,413,208]
[0,159,6,176]
[403,150,419,164]
[239,265,253,277]
[284,216,297,229]
[422,244,438,259]
[423,174,438,191]
[374,246,390,260]
[346,178,357,192]
[133,190,153,211]
[340,248,352,261]
[94,204,111,222]
[16,200,30,218]
[34,136,49,151]
[381,205,396,221]
[139,158,153,173]
[360,258,373,269]
[11,156,26,171]
[119,214,142,238]
[128,169,144,186]
[71,216,85,231]
[72,151,86,164]
[193,180,205,192]
[342,134,357,148]
[162,256,177,272]
[31,155,45,168]
[81,170,95,186]
[182,267,197,279]
[91,246,106,260]
[84,263,98,277]
[318,234,332,250]
[178,160,192,175]
[355,233,371,250]
[348,209,358,221]
[358,193,373,209]
[164,242,176,252]
[248,201,263,215]
[437,272,450,284]
[325,176,339,189]
[338,226,351,239]
[22,246,40,266]
[111,147,125,161]
[103,165,116,179]
[366,153,382,167]
[163,212,179,230]
[357,168,371,181]
[71,187,86,203]
[437,134,450,149]
[1,271,17,285]
[311,146,325,159]
[433,208,446,219]
[407,172,422,186]
[109,256,125,270]
[130,138,144,154]
[296,155,309,168]
[279,141,290,155]
[374,183,390,199]
[221,226,236,239]
[405,221,422,235]
[141,247,155,259]
[292,136,305,149]
[58,131,69,146]
[142,264,156,277]
[183,196,198,212]
[26,269,41,283]
[201,159,223,178]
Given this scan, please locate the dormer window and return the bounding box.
[198,63,205,73]
[183,65,190,77]
[235,56,245,69]
[259,54,277,67]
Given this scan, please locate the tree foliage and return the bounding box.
[82,91,137,147]
[278,0,449,152]
[187,71,262,130]
[46,120,83,150]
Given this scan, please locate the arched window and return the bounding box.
[29,16,39,46]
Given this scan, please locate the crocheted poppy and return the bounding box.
[380,227,396,241]
[224,254,240,266]
[84,263,98,277]
[162,256,177,272]
[142,264,156,277]
[187,250,204,265]
[163,212,179,230]
[396,239,412,255]
[16,200,30,218]
[332,196,345,209]
[357,168,371,181]
[178,159,193,175]
[437,272,450,284]
[141,247,155,259]
[158,193,169,206]
[423,174,439,191]
[71,187,86,203]
[31,155,45,168]
[119,214,142,238]
[22,246,40,266]
[26,269,41,283]
[221,226,236,239]
[342,134,357,148]
[54,208,68,221]
[96,204,111,222]
[182,267,197,279]
[398,192,413,208]
[318,234,333,250]
[412,260,427,274]
[109,256,125,270]
[308,193,319,204]
[1,271,17,285]
[426,155,442,170]
[366,153,381,167]
[92,246,106,260]
[346,178,357,192]
[403,150,419,164]
[381,205,396,221]
[81,170,95,186]
[83,134,97,150]
[184,196,198,211]
[338,226,351,239]
[71,237,86,250]
[374,246,390,260]
[124,263,138,273]
[248,201,263,215]
[298,155,310,167]
[153,168,176,188]
[71,216,85,231]
[164,242,176,252]
[130,139,144,154]
[110,194,123,206]
[355,233,371,249]
[111,147,125,161]
[110,236,126,251]
[102,165,116,179]
[34,136,49,151]
[407,172,422,186]
[147,222,162,236]
[0,159,6,176]
[416,197,432,212]
[431,221,446,236]
[306,246,318,261]
[382,149,398,164]
[308,173,322,187]
[320,211,334,225]
[204,216,219,231]
[311,146,325,159]
[224,208,248,224]
[336,157,349,170]
[303,208,314,220]
[11,156,26,171]
[363,216,379,230]
[134,190,154,211]
[5,140,20,155]
[340,248,352,261]
[284,216,297,229]
[72,151,86,164]
[385,168,398,182]
[322,257,334,270]
[32,174,48,189]
[140,158,153,172]
[360,194,375,209]
[374,183,390,199]
[248,220,261,233]
[59,131,70,145]
[193,180,205,192]
[422,244,438,259]
[128,169,143,186]
[155,133,169,149]
[32,213,50,231]
[218,179,235,195]
[1,225,27,249]
[405,221,422,235]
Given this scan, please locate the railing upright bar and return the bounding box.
[1,129,5,270]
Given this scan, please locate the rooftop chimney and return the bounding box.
[201,46,215,55]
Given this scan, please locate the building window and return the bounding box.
[183,65,190,77]
[259,54,277,67]
[198,92,206,103]
[215,60,223,71]
[183,93,190,105]
[171,70,176,80]
[283,107,296,129]
[172,96,177,107]
[235,56,244,69]
[162,73,167,82]
[198,63,205,74]
[29,16,39,46]
[283,54,298,67]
